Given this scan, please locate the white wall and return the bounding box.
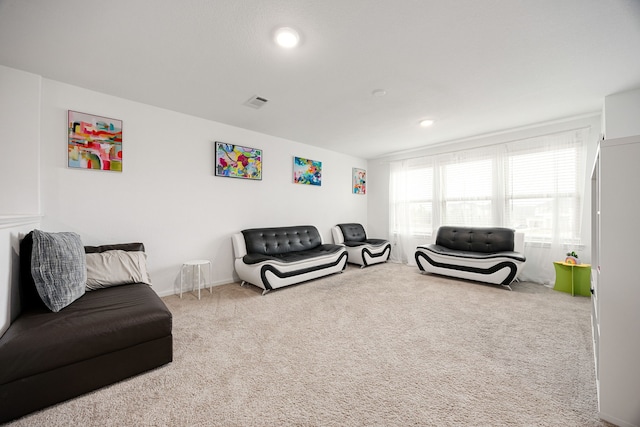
[39,78,367,296]
[603,87,640,139]
[0,65,41,215]
[0,65,43,336]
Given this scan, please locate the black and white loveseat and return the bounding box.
[415,226,526,289]
[232,225,348,295]
[332,223,391,268]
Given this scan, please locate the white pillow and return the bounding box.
[85,250,152,290]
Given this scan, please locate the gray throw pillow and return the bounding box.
[30,229,86,312]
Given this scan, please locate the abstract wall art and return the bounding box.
[68,111,123,171]
[215,142,262,180]
[353,167,366,195]
[293,156,322,186]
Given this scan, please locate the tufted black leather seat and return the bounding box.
[242,226,323,256]
[435,226,516,253]
[415,226,526,288]
[232,225,348,294]
[332,223,391,267]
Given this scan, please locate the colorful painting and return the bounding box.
[353,168,366,195]
[293,156,322,186]
[68,111,122,171]
[215,142,262,180]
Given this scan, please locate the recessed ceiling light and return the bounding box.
[419,119,434,128]
[274,27,300,48]
[372,89,387,97]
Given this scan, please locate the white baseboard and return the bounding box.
[156,278,237,298]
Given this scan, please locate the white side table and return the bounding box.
[180,259,212,300]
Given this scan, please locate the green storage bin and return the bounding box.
[553,262,591,297]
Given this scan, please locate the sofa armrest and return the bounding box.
[331,226,345,245]
[231,233,247,259]
[514,232,525,254]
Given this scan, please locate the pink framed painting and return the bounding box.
[353,168,366,194]
[68,111,123,171]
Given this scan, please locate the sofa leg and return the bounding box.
[262,289,271,296]
[240,281,246,287]
[502,284,513,291]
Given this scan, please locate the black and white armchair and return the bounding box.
[332,223,391,268]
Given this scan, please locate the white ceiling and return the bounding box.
[1,0,639,159]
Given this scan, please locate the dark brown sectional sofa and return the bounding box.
[0,234,173,423]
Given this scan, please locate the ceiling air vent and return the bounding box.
[244,95,269,109]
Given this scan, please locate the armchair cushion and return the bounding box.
[338,223,367,243]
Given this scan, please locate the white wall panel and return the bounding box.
[604,88,640,139]
[0,65,40,215]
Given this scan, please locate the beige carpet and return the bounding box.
[8,263,609,426]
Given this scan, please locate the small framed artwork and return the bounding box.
[68,110,123,171]
[215,142,262,180]
[353,168,366,195]
[293,156,322,186]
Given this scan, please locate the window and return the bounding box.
[506,146,581,242]
[389,128,587,244]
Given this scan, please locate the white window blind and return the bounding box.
[505,138,583,243]
[441,158,493,226]
[407,167,433,234]
[390,163,433,236]
[389,127,587,242]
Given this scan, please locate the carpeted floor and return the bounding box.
[8,263,610,426]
